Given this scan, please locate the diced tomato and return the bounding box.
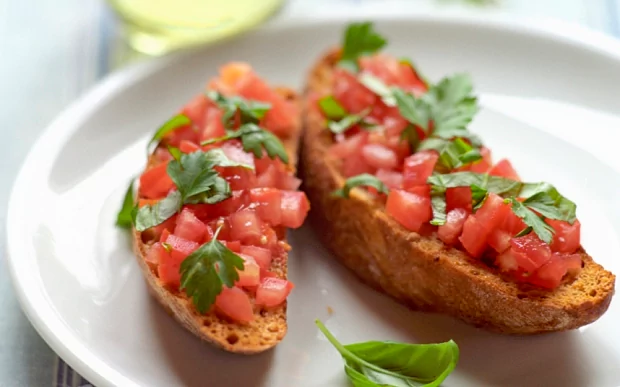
[386,189,431,232]
[146,242,168,264]
[280,191,310,229]
[342,152,374,177]
[179,140,200,154]
[489,159,520,181]
[361,144,399,170]
[228,209,263,245]
[200,107,226,143]
[437,208,468,245]
[215,287,254,323]
[547,219,581,254]
[224,240,242,253]
[256,277,294,308]
[255,164,279,188]
[330,132,368,160]
[181,94,209,129]
[333,68,377,114]
[402,150,438,189]
[459,216,488,258]
[220,140,255,169]
[235,254,261,287]
[260,269,278,279]
[509,234,552,272]
[446,187,473,214]
[406,185,431,198]
[164,125,198,147]
[487,229,512,253]
[160,229,171,243]
[496,248,519,272]
[375,169,403,189]
[502,210,527,236]
[527,253,582,289]
[208,190,248,218]
[475,193,511,232]
[218,166,257,191]
[173,208,207,243]
[159,235,200,287]
[255,155,280,175]
[248,188,282,226]
[240,245,272,270]
[277,173,302,191]
[154,147,173,162]
[138,162,175,199]
[260,224,281,254]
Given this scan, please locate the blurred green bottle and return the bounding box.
[107,0,285,55]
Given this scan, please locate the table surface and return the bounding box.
[2,0,619,386]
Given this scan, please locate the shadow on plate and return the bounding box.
[147,292,274,387]
[291,226,618,387]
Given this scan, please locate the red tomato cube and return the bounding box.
[446,187,472,214]
[509,234,552,272]
[375,169,403,189]
[159,234,200,287]
[402,150,438,189]
[280,191,310,229]
[256,277,294,308]
[138,162,175,199]
[488,159,520,181]
[215,287,254,323]
[228,209,263,245]
[459,215,489,258]
[240,245,272,270]
[437,208,468,245]
[235,254,261,287]
[173,208,207,243]
[248,188,282,226]
[386,189,432,232]
[547,219,581,254]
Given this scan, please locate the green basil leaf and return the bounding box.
[430,190,447,226]
[167,145,182,161]
[185,176,232,205]
[206,90,271,126]
[399,124,420,149]
[470,184,488,210]
[432,128,483,147]
[332,173,389,198]
[505,198,555,243]
[180,225,245,313]
[133,190,182,232]
[316,320,459,387]
[147,114,192,153]
[418,138,481,171]
[392,88,430,131]
[328,109,372,135]
[339,22,387,72]
[318,96,348,120]
[116,180,135,229]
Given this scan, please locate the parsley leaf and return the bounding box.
[133,190,182,232]
[316,320,459,387]
[201,123,289,164]
[399,124,420,149]
[180,225,245,313]
[147,114,192,153]
[429,189,448,226]
[116,180,135,229]
[505,198,555,243]
[339,22,387,72]
[206,90,271,126]
[328,108,373,134]
[425,73,479,135]
[167,145,182,161]
[332,173,389,198]
[392,88,431,130]
[318,96,347,120]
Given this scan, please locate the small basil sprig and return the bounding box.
[180,225,245,313]
[206,90,271,127]
[426,172,577,243]
[333,174,389,198]
[318,96,377,134]
[202,123,289,164]
[132,149,250,231]
[418,138,482,172]
[147,114,191,153]
[316,320,459,387]
[339,22,387,72]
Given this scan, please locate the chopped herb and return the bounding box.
[116,180,135,229]
[206,90,271,126]
[392,88,431,131]
[147,114,191,153]
[316,319,459,387]
[328,108,373,134]
[400,124,420,149]
[333,173,389,198]
[167,145,182,161]
[339,22,387,72]
[201,123,289,164]
[133,190,182,232]
[418,137,482,171]
[430,189,448,226]
[505,198,555,243]
[180,225,245,313]
[359,73,396,106]
[318,96,347,120]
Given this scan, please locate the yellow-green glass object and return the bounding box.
[107,0,285,55]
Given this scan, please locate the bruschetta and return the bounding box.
[119,63,309,354]
[300,22,615,334]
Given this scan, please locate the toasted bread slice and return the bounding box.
[300,49,615,334]
[134,87,301,354]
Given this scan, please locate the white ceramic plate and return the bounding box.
[7,16,620,387]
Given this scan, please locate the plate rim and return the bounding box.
[7,14,620,387]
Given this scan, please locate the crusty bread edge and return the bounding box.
[133,88,301,354]
[300,48,616,334]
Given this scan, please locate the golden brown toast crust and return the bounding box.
[300,49,615,334]
[133,88,301,354]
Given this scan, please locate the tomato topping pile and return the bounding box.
[321,53,582,290]
[137,63,308,323]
